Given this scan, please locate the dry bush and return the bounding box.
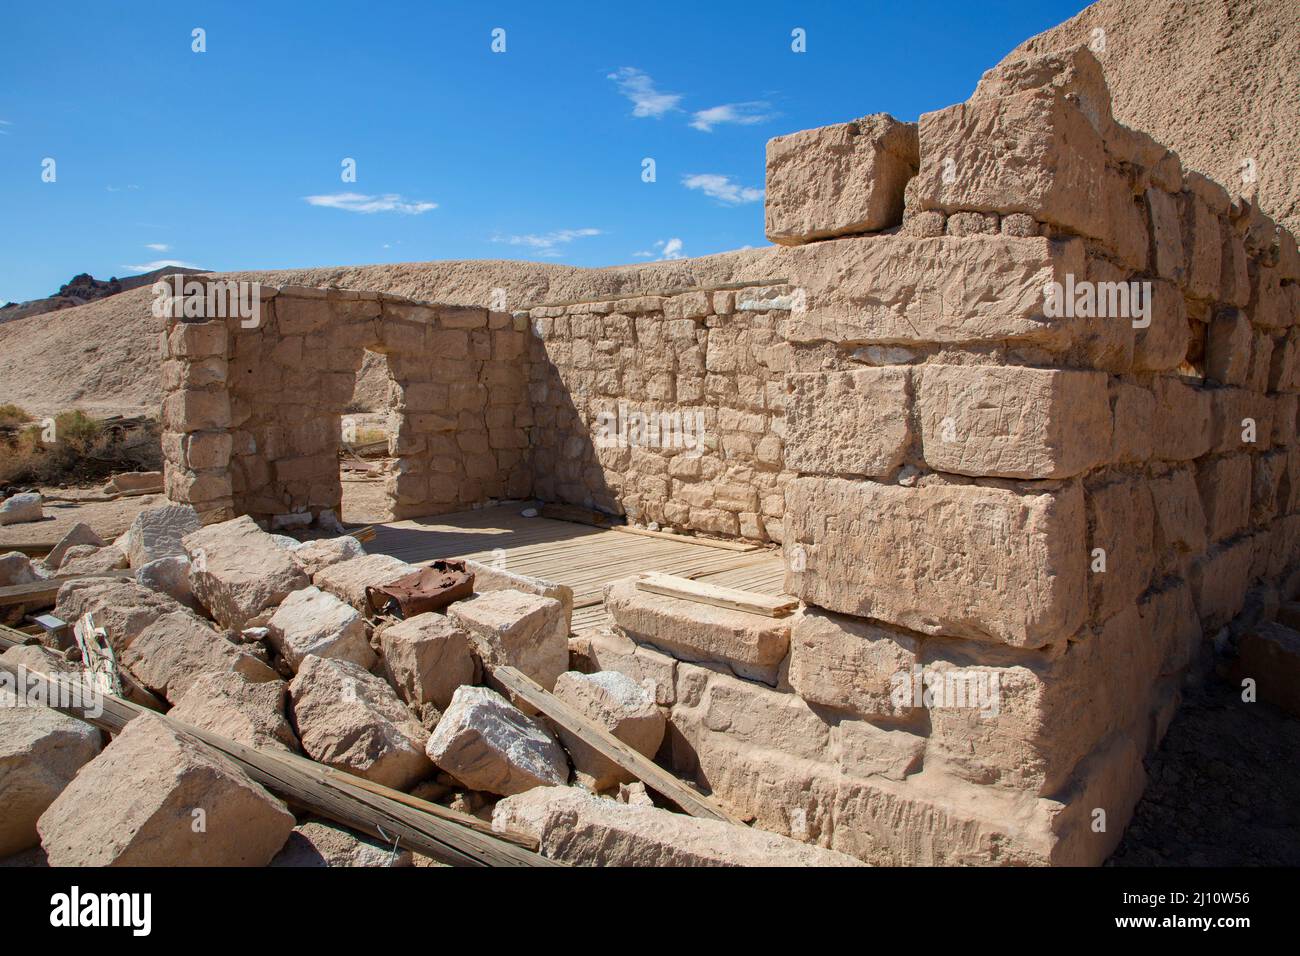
[0,410,161,488]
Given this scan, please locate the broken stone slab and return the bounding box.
[57,545,129,576]
[493,787,864,867]
[120,609,278,703]
[106,471,164,495]
[0,493,43,526]
[584,627,679,706]
[0,687,102,857]
[425,684,569,796]
[448,589,568,691]
[270,819,413,867]
[290,535,366,578]
[54,579,189,655]
[267,585,375,673]
[37,712,295,866]
[289,656,433,791]
[379,612,478,712]
[123,503,202,570]
[168,670,298,753]
[44,522,105,570]
[551,671,665,792]
[765,113,919,244]
[603,577,791,684]
[183,515,309,629]
[135,554,198,610]
[1233,623,1300,718]
[0,552,41,588]
[463,559,575,635]
[312,553,414,611]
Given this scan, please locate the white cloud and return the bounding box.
[0,120,11,135]
[145,243,170,252]
[124,259,198,273]
[690,101,775,132]
[607,67,682,118]
[106,184,140,192]
[633,238,685,261]
[304,192,437,214]
[682,173,764,205]
[492,228,602,257]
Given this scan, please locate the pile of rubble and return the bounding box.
[0,503,859,867]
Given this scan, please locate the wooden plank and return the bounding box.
[610,524,759,553]
[0,570,133,608]
[0,641,553,868]
[635,571,798,618]
[488,664,740,824]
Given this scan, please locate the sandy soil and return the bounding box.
[0,490,167,548]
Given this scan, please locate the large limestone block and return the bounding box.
[379,612,477,712]
[493,787,863,867]
[785,368,911,477]
[45,522,105,570]
[787,607,918,717]
[785,235,1084,349]
[135,554,198,610]
[917,365,1111,479]
[463,559,575,634]
[1087,477,1155,621]
[551,671,665,792]
[168,671,298,753]
[54,579,193,654]
[267,585,374,672]
[270,820,413,867]
[914,48,1126,256]
[58,545,128,576]
[1151,377,1212,461]
[37,713,295,866]
[0,493,43,526]
[289,656,432,791]
[183,515,309,628]
[312,553,414,611]
[123,504,201,570]
[448,589,568,691]
[1195,454,1252,544]
[604,577,791,684]
[121,609,278,702]
[425,684,569,796]
[1149,467,1208,557]
[765,113,918,245]
[0,692,101,856]
[785,477,1087,647]
[1189,537,1255,629]
[289,535,366,578]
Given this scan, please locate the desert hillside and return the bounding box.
[997,0,1299,234]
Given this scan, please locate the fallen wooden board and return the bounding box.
[488,664,740,824]
[0,637,551,867]
[610,524,759,553]
[0,570,133,608]
[635,571,798,618]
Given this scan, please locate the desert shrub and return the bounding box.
[0,410,159,487]
[0,404,32,427]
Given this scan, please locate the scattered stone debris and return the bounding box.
[268,585,374,672]
[0,493,43,526]
[183,515,309,628]
[168,671,299,753]
[37,713,296,866]
[379,611,479,713]
[427,684,570,796]
[270,819,413,867]
[44,522,105,570]
[449,589,568,691]
[123,503,201,569]
[551,671,664,792]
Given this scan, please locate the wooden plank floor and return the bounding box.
[365,505,788,634]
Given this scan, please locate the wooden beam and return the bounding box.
[0,633,552,867]
[488,664,740,824]
[0,570,133,608]
[610,525,760,553]
[634,571,798,618]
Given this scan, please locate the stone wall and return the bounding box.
[524,285,795,542]
[586,45,1300,865]
[160,280,530,525]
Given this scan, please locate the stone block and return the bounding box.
[448,589,569,691]
[379,612,478,712]
[787,607,919,717]
[551,670,665,792]
[267,585,375,672]
[785,368,911,477]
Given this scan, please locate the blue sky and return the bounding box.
[0,0,1091,305]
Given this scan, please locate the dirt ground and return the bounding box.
[1108,678,1300,866]
[0,489,167,548]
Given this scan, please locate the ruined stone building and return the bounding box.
[157,47,1300,865]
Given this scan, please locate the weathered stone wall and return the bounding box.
[524,285,795,542]
[586,45,1300,866]
[161,281,530,525]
